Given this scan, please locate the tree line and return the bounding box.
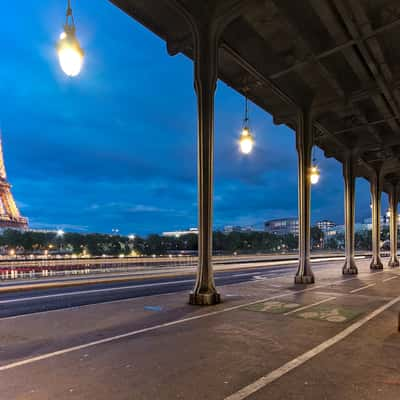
[0,227,387,257]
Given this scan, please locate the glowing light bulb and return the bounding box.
[57,27,84,77]
[239,127,254,154]
[310,166,320,185]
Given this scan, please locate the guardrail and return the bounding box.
[0,256,198,281]
[0,252,375,281]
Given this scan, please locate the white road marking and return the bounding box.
[253,275,268,281]
[0,289,192,321]
[0,267,383,370]
[0,266,379,370]
[0,279,195,304]
[0,265,381,320]
[224,294,400,400]
[0,289,310,372]
[0,261,342,305]
[382,276,399,283]
[283,296,336,316]
[349,283,376,294]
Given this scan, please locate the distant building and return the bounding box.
[361,209,400,230]
[222,225,258,234]
[223,225,243,233]
[162,228,198,238]
[316,220,336,233]
[265,218,299,236]
[324,223,369,239]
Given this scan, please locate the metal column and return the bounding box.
[342,152,358,274]
[189,25,220,305]
[388,182,399,267]
[370,168,383,270]
[295,108,315,284]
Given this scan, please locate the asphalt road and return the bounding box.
[2,257,399,400]
[0,260,342,319]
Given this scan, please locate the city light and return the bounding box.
[56,229,65,237]
[128,234,135,240]
[310,166,320,185]
[57,0,84,77]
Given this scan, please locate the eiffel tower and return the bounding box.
[0,136,28,229]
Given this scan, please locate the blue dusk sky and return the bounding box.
[0,1,385,235]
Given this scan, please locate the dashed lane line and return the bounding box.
[283,296,336,316]
[349,283,376,294]
[382,276,399,283]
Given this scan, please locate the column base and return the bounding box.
[342,266,358,275]
[294,274,315,284]
[342,259,358,275]
[370,259,383,270]
[189,291,221,306]
[388,258,399,268]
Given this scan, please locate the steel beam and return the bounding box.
[332,0,400,133]
[333,116,400,135]
[310,0,396,138]
[269,17,400,80]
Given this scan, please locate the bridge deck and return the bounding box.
[0,258,399,399]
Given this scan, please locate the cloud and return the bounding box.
[0,0,379,235]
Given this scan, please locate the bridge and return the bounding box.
[109,0,400,304]
[2,1,400,399]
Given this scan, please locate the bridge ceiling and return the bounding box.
[110,0,400,192]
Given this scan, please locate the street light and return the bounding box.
[57,0,84,77]
[310,165,320,185]
[239,96,255,154]
[239,127,255,155]
[310,147,320,185]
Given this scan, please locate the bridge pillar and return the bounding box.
[189,24,220,305]
[388,183,399,267]
[295,108,315,284]
[342,151,358,274]
[370,168,383,270]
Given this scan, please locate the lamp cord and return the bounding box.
[66,0,75,25]
[244,96,249,126]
